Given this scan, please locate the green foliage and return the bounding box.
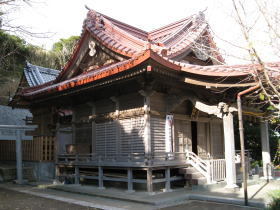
[234,120,279,163]
[52,36,79,52]
[51,36,80,68]
[267,190,280,210]
[0,30,80,105]
[0,30,28,77]
[259,92,265,101]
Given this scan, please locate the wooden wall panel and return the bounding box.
[174,120,192,153]
[95,121,117,157]
[119,93,144,111]
[119,116,145,156]
[210,122,224,159]
[0,136,54,161]
[172,101,188,115]
[75,123,92,144]
[151,116,165,153]
[197,122,209,158]
[150,92,166,113]
[95,99,115,114]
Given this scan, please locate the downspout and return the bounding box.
[237,84,260,206]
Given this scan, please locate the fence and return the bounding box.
[209,159,226,182]
[0,136,54,161]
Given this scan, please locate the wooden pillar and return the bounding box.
[110,97,120,158]
[260,121,272,179]
[127,168,134,192]
[139,90,153,160]
[75,166,80,184]
[91,104,96,155]
[16,130,23,184]
[223,111,238,189]
[147,168,153,193]
[72,110,76,144]
[55,123,60,181]
[98,166,105,189]
[164,167,172,192]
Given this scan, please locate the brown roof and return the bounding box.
[21,49,280,99]
[83,10,221,59]
[16,10,280,101]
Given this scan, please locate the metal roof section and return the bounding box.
[24,62,60,87]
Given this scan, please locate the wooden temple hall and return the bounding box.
[11,9,279,192]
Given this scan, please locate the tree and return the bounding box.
[51,36,80,68]
[231,0,280,120]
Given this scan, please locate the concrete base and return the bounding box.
[224,184,239,192]
[23,161,55,181]
[126,190,135,193]
[46,183,267,208]
[260,176,274,180]
[162,189,173,193]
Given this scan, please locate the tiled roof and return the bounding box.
[0,105,32,140]
[83,10,217,60]
[0,105,32,125]
[24,62,60,87]
[22,49,280,99]
[57,10,224,83]
[16,10,280,101]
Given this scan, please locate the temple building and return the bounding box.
[10,9,279,192]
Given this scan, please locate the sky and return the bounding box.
[3,0,279,64]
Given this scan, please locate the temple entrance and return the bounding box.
[191,121,198,155]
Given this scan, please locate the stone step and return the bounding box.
[185,172,204,179]
[179,167,197,174]
[189,177,207,185]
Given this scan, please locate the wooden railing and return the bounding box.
[186,151,211,183]
[57,152,187,166]
[57,151,227,184]
[186,151,226,183]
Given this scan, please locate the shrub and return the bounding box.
[267,189,280,210]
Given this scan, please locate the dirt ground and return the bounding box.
[0,187,96,210]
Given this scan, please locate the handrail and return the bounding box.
[186,151,210,183]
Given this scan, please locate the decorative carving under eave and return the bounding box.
[81,44,117,73]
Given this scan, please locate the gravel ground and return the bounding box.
[0,188,96,210]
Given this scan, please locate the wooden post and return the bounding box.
[16,130,23,184]
[110,97,120,158]
[147,168,153,193]
[91,104,96,155]
[139,90,154,162]
[72,110,76,144]
[98,166,105,189]
[164,167,172,192]
[223,111,238,189]
[55,123,60,181]
[75,166,80,184]
[260,121,272,179]
[127,168,134,192]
